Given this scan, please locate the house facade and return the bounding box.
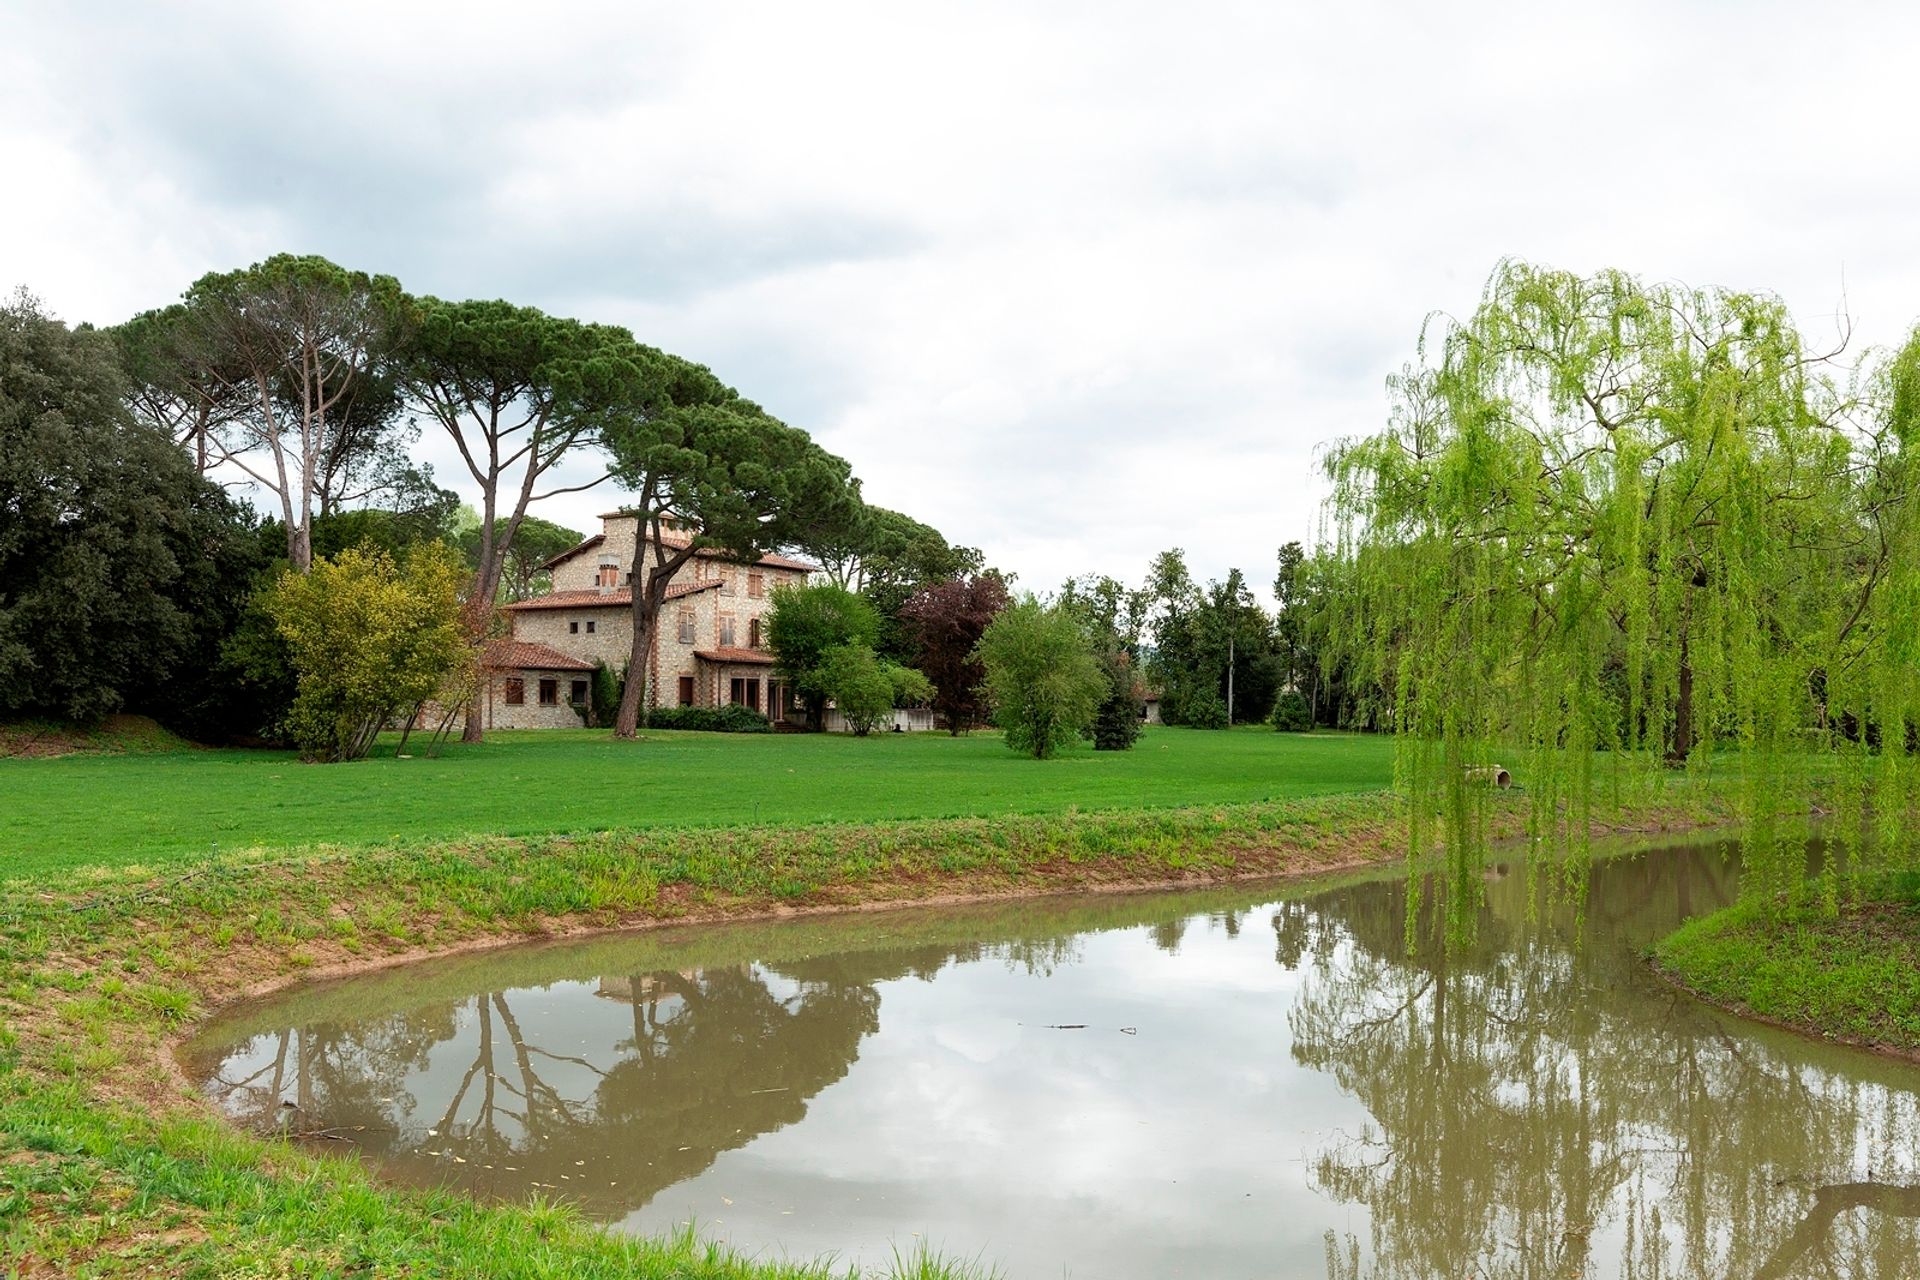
[477,514,816,730]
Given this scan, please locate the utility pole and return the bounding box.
[1227,633,1235,727]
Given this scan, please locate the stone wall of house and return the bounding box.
[512,513,808,715]
[481,669,593,730]
[510,605,634,666]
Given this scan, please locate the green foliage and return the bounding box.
[808,506,986,662]
[1327,260,1920,934]
[458,512,583,602]
[589,661,622,728]
[1142,551,1279,726]
[1092,651,1145,751]
[974,596,1107,759]
[598,350,861,737]
[0,292,265,730]
[643,704,772,733]
[1175,689,1230,730]
[264,543,471,761]
[887,661,935,708]
[1272,690,1312,732]
[765,583,882,730]
[821,643,897,736]
[175,254,409,572]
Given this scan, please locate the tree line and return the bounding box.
[3,254,1358,763]
[3,256,874,756]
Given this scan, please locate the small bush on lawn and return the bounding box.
[1271,690,1311,732]
[644,704,772,732]
[1177,690,1230,730]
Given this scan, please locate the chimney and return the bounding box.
[597,554,618,596]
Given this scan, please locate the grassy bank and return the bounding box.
[0,726,1395,878]
[1654,875,1920,1058]
[1,781,1728,1276]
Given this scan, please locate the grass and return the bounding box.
[1654,872,1920,1055]
[0,726,1730,1276]
[0,725,1397,879]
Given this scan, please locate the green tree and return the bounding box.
[1271,689,1311,732]
[453,510,583,603]
[974,596,1106,759]
[820,643,896,736]
[168,255,407,573]
[394,298,636,741]
[111,302,251,475]
[599,352,861,738]
[263,542,471,762]
[1326,260,1920,929]
[1059,573,1151,654]
[812,507,986,662]
[1144,552,1279,726]
[0,291,264,728]
[765,583,882,732]
[1092,649,1145,750]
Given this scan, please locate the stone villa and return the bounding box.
[476,513,816,729]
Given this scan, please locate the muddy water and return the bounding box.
[182,842,1920,1278]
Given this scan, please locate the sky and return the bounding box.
[6,1,1920,602]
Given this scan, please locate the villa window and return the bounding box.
[677,675,695,706]
[538,678,558,706]
[504,677,525,705]
[569,621,579,634]
[748,573,764,599]
[749,618,761,649]
[719,617,736,648]
[677,611,695,644]
[586,620,596,634]
[569,680,588,705]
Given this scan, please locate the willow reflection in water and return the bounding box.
[183,842,1920,1279]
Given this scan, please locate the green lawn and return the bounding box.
[2,726,1394,880]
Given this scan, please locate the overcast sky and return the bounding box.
[6,2,1919,600]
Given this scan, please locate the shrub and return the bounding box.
[574,661,623,727]
[974,596,1106,759]
[1176,690,1230,730]
[263,543,470,761]
[1093,651,1144,751]
[644,704,772,733]
[1271,689,1312,732]
[821,644,896,736]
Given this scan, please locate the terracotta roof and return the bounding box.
[502,580,727,612]
[481,639,595,672]
[555,517,818,574]
[538,533,604,571]
[504,589,634,611]
[693,647,777,666]
[665,580,726,599]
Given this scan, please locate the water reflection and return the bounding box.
[1297,848,1920,1280]
[184,842,1920,1278]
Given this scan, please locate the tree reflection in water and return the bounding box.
[188,849,1920,1279]
[199,962,881,1211]
[1288,844,1920,1280]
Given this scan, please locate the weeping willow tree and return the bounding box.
[1324,262,1920,938]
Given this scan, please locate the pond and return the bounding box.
[181,840,1920,1278]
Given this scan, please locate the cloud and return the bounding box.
[6,0,1920,599]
